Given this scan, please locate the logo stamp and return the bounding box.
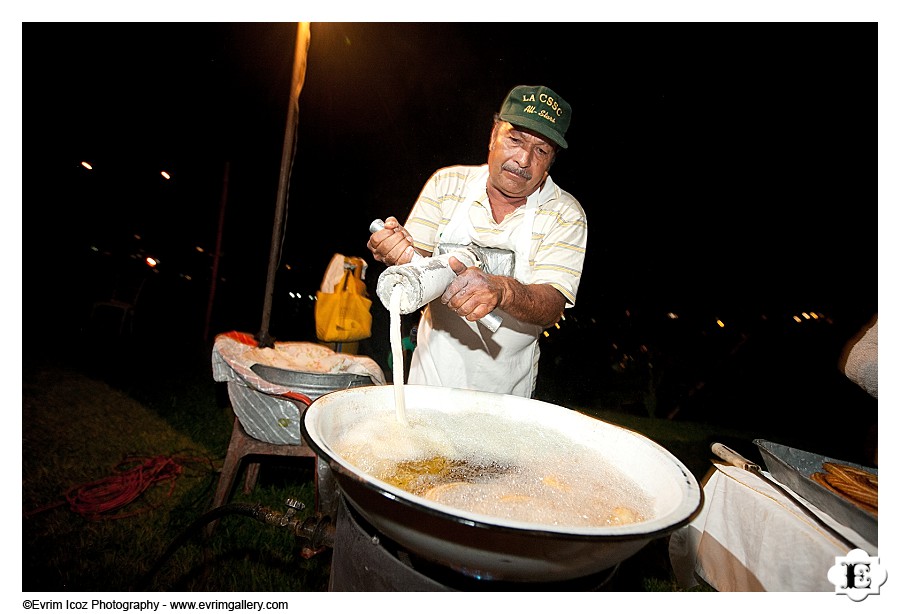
[827,548,887,601]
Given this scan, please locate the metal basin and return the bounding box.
[300,385,702,583]
[249,363,373,400]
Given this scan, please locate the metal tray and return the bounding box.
[250,363,374,400]
[753,439,877,545]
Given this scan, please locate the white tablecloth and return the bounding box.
[669,462,877,591]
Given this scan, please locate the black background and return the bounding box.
[25,23,876,317]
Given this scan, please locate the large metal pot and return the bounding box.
[300,385,702,583]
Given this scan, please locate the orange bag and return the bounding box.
[315,264,373,343]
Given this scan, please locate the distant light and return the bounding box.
[801,312,811,320]
[161,171,171,180]
[543,330,550,337]
[145,257,159,268]
[288,291,296,298]
[666,312,679,320]
[793,315,802,323]
[81,161,93,170]
[195,246,205,253]
[308,295,315,301]
[554,322,560,329]
[716,319,725,328]
[134,234,142,240]
[285,264,292,270]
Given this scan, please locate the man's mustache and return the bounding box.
[501,163,532,181]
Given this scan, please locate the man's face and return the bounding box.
[487,121,557,199]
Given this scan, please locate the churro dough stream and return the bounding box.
[389,286,409,426]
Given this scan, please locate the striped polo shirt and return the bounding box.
[404,164,587,306]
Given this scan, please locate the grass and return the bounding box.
[22,356,332,592]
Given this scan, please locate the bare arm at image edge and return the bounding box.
[839,316,878,398]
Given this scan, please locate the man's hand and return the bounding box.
[442,256,566,328]
[440,257,502,322]
[367,216,419,265]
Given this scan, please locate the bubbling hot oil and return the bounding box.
[334,409,655,528]
[378,284,651,527]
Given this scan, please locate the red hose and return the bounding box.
[62,454,206,521]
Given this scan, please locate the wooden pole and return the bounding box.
[203,160,229,343]
[257,22,311,348]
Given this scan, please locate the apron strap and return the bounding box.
[438,166,490,247]
[514,192,539,282]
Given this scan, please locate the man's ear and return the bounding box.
[488,121,500,151]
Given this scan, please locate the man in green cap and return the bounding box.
[367,85,586,397]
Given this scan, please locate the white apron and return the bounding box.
[408,167,543,397]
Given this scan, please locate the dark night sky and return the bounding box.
[23,22,880,332]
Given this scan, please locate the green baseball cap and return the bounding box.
[498,84,571,149]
